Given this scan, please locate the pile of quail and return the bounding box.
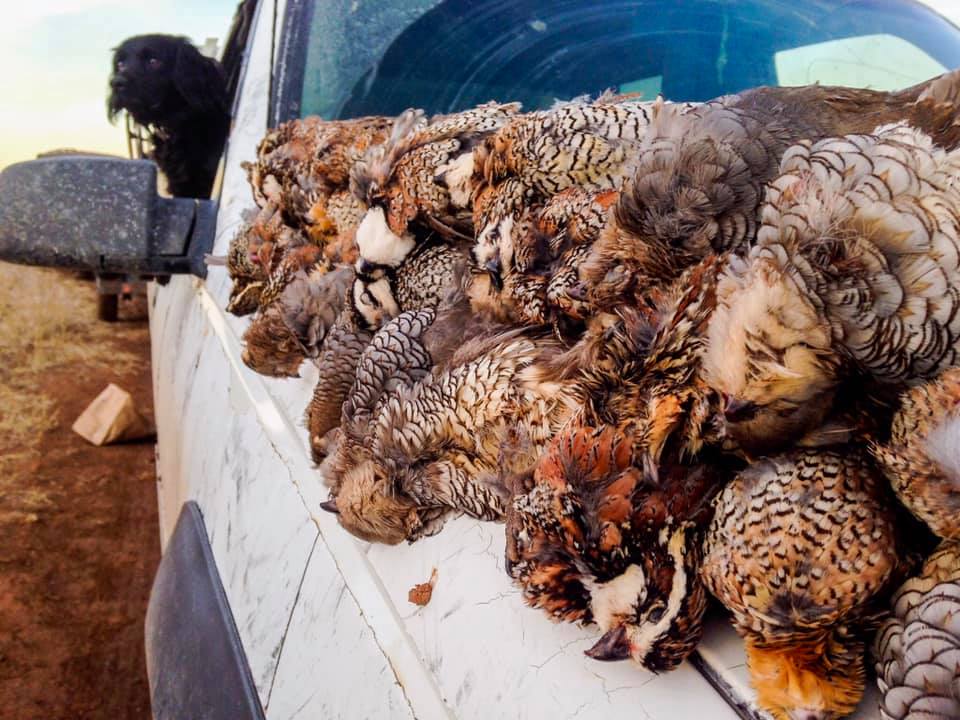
[216,70,960,720]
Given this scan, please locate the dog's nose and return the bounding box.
[109,76,128,91]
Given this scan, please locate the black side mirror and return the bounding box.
[0,156,216,277]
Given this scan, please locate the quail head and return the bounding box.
[472,96,678,289]
[471,187,618,328]
[222,204,285,315]
[506,422,723,672]
[241,263,352,378]
[351,241,468,332]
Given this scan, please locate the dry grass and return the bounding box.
[0,261,145,474]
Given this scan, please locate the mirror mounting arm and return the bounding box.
[153,197,219,277]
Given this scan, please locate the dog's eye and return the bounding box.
[147,57,163,70]
[115,59,127,72]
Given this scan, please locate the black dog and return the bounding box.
[108,34,230,198]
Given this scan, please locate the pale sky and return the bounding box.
[2,0,959,171]
[924,0,960,26]
[0,0,238,169]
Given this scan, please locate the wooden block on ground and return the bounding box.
[72,383,155,446]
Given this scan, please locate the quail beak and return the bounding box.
[356,258,375,277]
[585,625,632,662]
[601,265,631,293]
[787,711,830,720]
[565,282,588,301]
[722,394,758,423]
[485,255,503,291]
[641,453,660,485]
[319,499,340,514]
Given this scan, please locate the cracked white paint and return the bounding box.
[151,274,319,706]
[267,537,415,720]
[362,520,738,720]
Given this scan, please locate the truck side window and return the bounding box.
[775,34,947,90]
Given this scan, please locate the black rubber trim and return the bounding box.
[145,501,266,720]
[271,0,314,125]
[688,651,763,720]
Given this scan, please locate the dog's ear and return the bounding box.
[107,92,122,123]
[106,46,125,123]
[173,41,229,117]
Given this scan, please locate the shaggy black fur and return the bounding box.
[108,34,230,198]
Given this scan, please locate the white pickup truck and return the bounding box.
[2,1,960,718]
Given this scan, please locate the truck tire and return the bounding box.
[97,293,119,322]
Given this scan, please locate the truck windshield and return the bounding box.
[289,0,960,120]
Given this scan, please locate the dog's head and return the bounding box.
[108,33,227,127]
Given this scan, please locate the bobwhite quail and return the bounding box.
[472,95,689,294]
[704,123,960,454]
[505,422,724,672]
[246,113,392,250]
[318,308,439,543]
[321,299,576,543]
[701,448,901,720]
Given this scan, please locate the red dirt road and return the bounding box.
[0,283,158,720]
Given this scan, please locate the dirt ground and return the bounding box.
[0,262,158,719]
